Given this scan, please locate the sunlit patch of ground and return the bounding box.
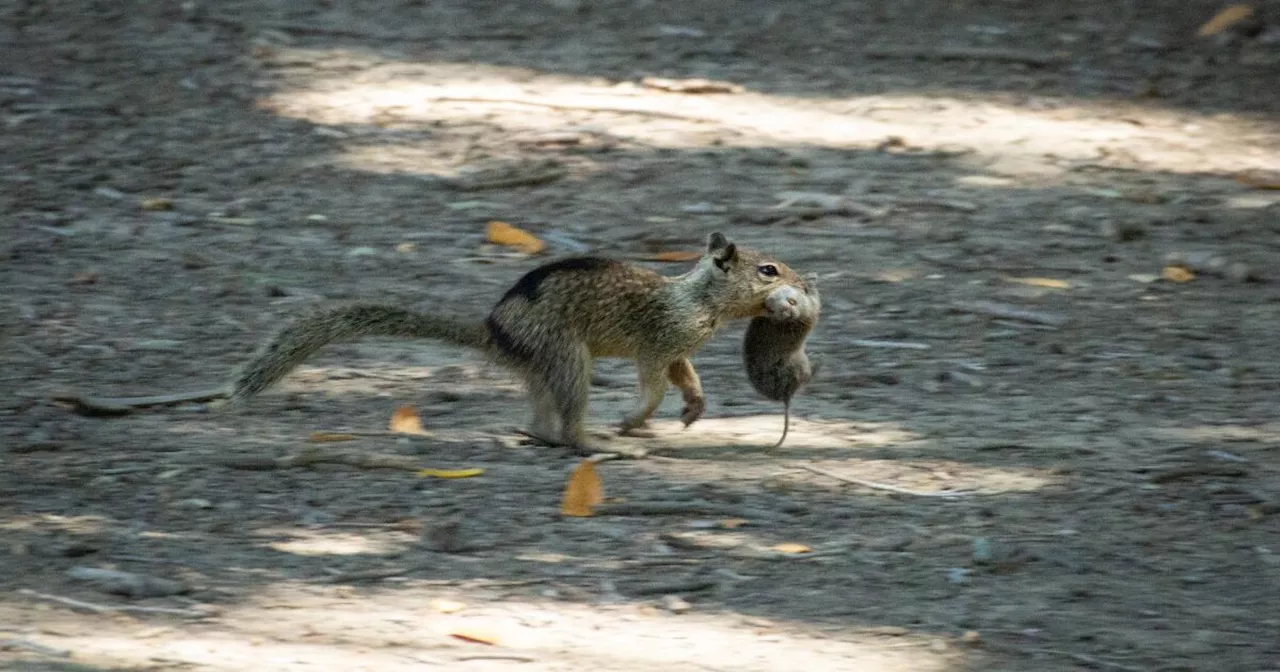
[1,586,958,671]
[256,53,1279,183]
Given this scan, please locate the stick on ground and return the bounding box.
[794,463,975,498]
[18,589,211,618]
[592,501,786,521]
[864,45,1067,67]
[54,387,230,416]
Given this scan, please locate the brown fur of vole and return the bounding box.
[743,278,820,448]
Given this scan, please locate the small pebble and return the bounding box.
[422,519,466,553]
[175,498,214,510]
[971,537,994,564]
[661,594,692,614]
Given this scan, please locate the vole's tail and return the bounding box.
[229,304,488,402]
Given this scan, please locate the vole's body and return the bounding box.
[743,279,820,448]
[230,233,804,455]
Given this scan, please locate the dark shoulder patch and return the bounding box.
[498,257,618,304]
[485,315,537,363]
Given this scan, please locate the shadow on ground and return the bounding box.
[4,1,1280,670]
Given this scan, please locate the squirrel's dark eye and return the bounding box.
[758,264,779,277]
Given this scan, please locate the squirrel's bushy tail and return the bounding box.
[229,304,488,401]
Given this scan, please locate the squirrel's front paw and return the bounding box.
[680,395,706,427]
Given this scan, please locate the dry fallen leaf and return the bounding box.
[1234,169,1280,190]
[646,250,702,262]
[449,628,502,646]
[1162,266,1196,283]
[1006,276,1070,289]
[389,406,427,435]
[308,432,358,443]
[560,460,605,517]
[140,197,174,211]
[417,468,485,479]
[1196,3,1255,37]
[486,221,547,254]
[771,542,813,554]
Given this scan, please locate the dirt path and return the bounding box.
[4,1,1280,670]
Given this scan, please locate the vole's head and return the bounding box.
[695,232,806,320]
[762,273,821,322]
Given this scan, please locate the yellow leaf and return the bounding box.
[718,518,748,529]
[646,250,702,262]
[771,542,813,554]
[1162,266,1196,283]
[1235,169,1280,190]
[430,598,466,614]
[560,460,605,517]
[417,468,486,479]
[308,432,358,443]
[449,628,501,646]
[486,221,546,254]
[1197,4,1255,37]
[1006,276,1070,289]
[389,406,427,435]
[140,197,174,211]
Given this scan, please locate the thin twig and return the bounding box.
[794,463,974,498]
[593,501,786,520]
[18,589,210,618]
[444,167,567,192]
[850,339,932,350]
[1015,647,1147,672]
[952,300,1069,327]
[430,96,721,124]
[1147,464,1249,483]
[317,566,423,584]
[626,579,719,596]
[864,45,1068,67]
[455,654,539,663]
[310,430,439,442]
[864,196,981,212]
[216,447,423,471]
[0,637,72,658]
[54,387,229,416]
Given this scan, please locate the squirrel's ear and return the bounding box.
[713,242,738,272]
[707,232,738,271]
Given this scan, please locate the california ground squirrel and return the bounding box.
[743,276,820,448]
[229,232,807,455]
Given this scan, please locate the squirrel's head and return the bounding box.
[695,232,806,319]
